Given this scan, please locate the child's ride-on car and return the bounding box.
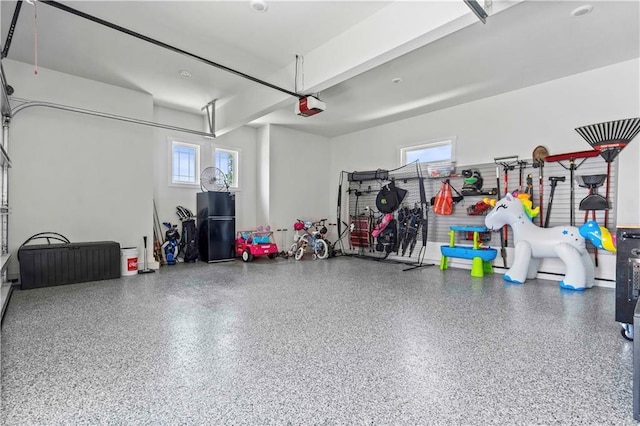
[235,228,279,262]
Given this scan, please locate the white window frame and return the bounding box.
[399,138,456,166]
[169,140,201,188]
[213,146,240,190]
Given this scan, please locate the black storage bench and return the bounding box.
[18,234,120,290]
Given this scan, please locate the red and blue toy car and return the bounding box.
[235,229,279,262]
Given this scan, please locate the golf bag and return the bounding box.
[180,219,199,263]
[375,218,398,255]
[163,223,180,265]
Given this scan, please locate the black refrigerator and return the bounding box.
[197,192,236,262]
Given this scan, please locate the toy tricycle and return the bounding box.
[235,229,279,262]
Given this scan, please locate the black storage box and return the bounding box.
[616,228,640,325]
[18,241,121,290]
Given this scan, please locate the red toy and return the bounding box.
[235,228,279,262]
[371,213,394,238]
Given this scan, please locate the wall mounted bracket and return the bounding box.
[201,100,216,138]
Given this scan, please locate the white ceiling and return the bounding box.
[2,1,639,138]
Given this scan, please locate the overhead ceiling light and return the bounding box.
[179,70,192,78]
[391,77,403,84]
[250,0,268,13]
[571,5,593,17]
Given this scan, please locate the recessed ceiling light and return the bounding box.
[179,70,192,78]
[250,0,268,13]
[570,5,593,17]
[392,77,403,84]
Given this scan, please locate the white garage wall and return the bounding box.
[5,60,154,275]
[329,59,640,283]
[152,106,258,232]
[268,125,331,233]
[330,58,640,222]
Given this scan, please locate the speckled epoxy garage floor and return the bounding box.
[0,257,635,424]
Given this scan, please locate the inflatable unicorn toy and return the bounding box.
[484,191,616,291]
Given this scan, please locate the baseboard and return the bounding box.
[450,262,615,289]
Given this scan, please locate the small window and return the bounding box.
[400,139,454,165]
[171,141,200,186]
[214,148,239,189]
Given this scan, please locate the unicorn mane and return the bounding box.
[515,191,539,220]
[484,191,539,220]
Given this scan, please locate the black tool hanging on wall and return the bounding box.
[416,172,430,266]
[578,174,610,268]
[518,160,527,192]
[544,176,565,228]
[494,156,519,268]
[348,169,390,182]
[396,206,410,255]
[532,146,549,227]
[524,173,533,200]
[578,175,609,212]
[402,206,423,257]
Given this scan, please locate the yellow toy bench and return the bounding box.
[440,226,498,278]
